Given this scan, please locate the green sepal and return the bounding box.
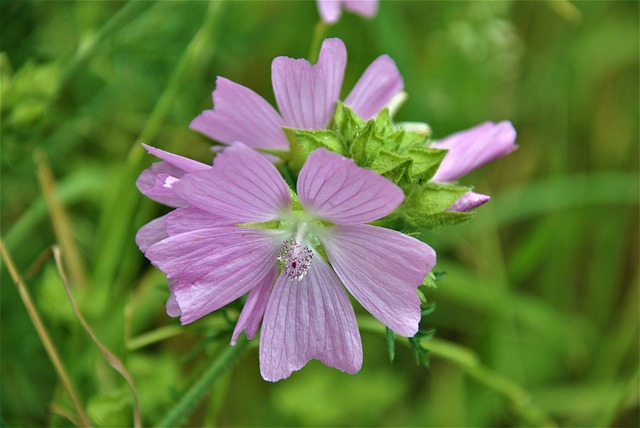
[409,336,430,368]
[421,302,436,316]
[283,127,345,173]
[370,151,413,184]
[386,327,396,362]
[380,182,474,231]
[404,147,448,183]
[333,100,366,141]
[257,147,290,161]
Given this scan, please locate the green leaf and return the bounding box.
[386,327,396,362]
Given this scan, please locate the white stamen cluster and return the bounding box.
[277,239,313,280]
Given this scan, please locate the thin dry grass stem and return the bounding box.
[0,238,91,427]
[24,247,53,280]
[35,150,88,290]
[53,246,142,428]
[50,402,81,427]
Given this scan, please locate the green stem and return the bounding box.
[156,336,250,428]
[307,20,328,63]
[358,318,556,427]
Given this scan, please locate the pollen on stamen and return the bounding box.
[277,239,313,281]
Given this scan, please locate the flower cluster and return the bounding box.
[136,34,517,381]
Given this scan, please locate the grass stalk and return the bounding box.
[0,239,91,427]
[92,0,226,293]
[35,150,88,290]
[307,20,328,63]
[53,247,142,428]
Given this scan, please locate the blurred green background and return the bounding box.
[1,0,638,426]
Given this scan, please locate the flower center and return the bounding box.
[277,239,313,281]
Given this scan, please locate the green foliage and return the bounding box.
[2,1,638,427]
[286,104,476,231]
[87,387,133,428]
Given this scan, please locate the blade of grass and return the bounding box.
[92,0,226,296]
[596,368,640,427]
[35,150,87,290]
[4,167,106,252]
[53,246,142,428]
[59,0,153,87]
[0,238,91,427]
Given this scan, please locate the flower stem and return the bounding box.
[156,336,250,428]
[307,20,328,63]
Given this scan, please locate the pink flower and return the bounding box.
[138,143,436,381]
[190,38,403,153]
[317,0,378,24]
[431,121,518,212]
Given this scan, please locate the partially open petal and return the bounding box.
[136,163,191,207]
[145,227,281,324]
[166,279,181,318]
[137,145,211,207]
[321,224,436,337]
[272,38,346,130]
[175,143,292,223]
[297,148,404,224]
[344,55,403,120]
[447,191,490,212]
[231,268,276,345]
[164,206,234,236]
[431,121,518,182]
[260,254,362,382]
[190,77,288,151]
[317,0,342,23]
[142,144,212,172]
[343,0,378,18]
[135,216,168,253]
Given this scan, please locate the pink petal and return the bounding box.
[190,77,289,151]
[231,268,276,345]
[297,148,404,224]
[260,254,362,382]
[447,191,490,212]
[272,38,346,130]
[137,144,211,207]
[135,215,168,253]
[317,0,342,23]
[136,163,190,207]
[175,143,292,223]
[145,227,281,324]
[142,144,212,172]
[344,54,403,120]
[320,224,436,337]
[164,206,234,236]
[343,0,378,18]
[166,279,181,318]
[431,121,518,182]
